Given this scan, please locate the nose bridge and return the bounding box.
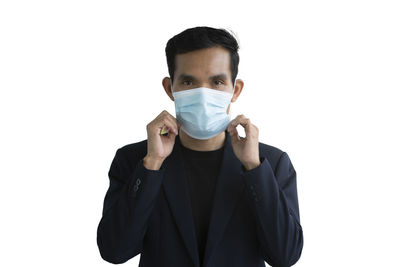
[197,77,212,88]
[198,81,210,88]
[198,88,208,102]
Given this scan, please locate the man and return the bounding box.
[97,26,303,267]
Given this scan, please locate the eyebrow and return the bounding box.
[177,73,228,82]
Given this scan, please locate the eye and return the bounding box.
[182,80,192,86]
[214,80,224,85]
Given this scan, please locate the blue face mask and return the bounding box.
[172,82,235,140]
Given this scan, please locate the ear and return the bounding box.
[231,79,244,102]
[162,77,174,101]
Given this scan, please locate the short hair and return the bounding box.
[165,26,240,86]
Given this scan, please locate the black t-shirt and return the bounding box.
[180,143,225,266]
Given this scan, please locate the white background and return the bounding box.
[1,0,399,266]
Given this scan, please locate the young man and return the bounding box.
[97,26,303,267]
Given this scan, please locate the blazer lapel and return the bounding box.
[162,135,200,267]
[202,130,246,267]
[161,130,245,267]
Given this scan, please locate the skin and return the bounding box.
[144,46,261,171]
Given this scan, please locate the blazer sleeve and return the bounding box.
[241,152,304,267]
[97,148,165,264]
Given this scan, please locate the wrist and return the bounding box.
[143,155,164,170]
[243,158,261,171]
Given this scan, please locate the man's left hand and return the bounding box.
[227,114,261,171]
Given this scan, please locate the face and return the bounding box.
[162,46,244,112]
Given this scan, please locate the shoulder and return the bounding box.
[114,139,148,170]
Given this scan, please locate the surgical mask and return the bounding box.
[172,82,235,140]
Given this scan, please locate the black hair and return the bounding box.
[165,26,240,86]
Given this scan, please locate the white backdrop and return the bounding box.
[1,0,399,266]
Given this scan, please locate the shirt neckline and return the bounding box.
[180,143,224,159]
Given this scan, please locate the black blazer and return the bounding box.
[97,130,303,267]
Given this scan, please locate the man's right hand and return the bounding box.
[143,110,181,170]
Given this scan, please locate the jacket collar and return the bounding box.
[161,130,246,267]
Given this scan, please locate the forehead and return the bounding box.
[174,46,231,79]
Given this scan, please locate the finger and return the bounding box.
[240,118,251,137]
[227,122,241,141]
[159,110,181,129]
[164,126,178,140]
[238,120,258,140]
[229,115,250,131]
[154,111,179,134]
[227,116,238,131]
[156,117,179,135]
[162,115,180,134]
[228,114,245,127]
[166,114,181,129]
[157,110,173,118]
[159,110,180,124]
